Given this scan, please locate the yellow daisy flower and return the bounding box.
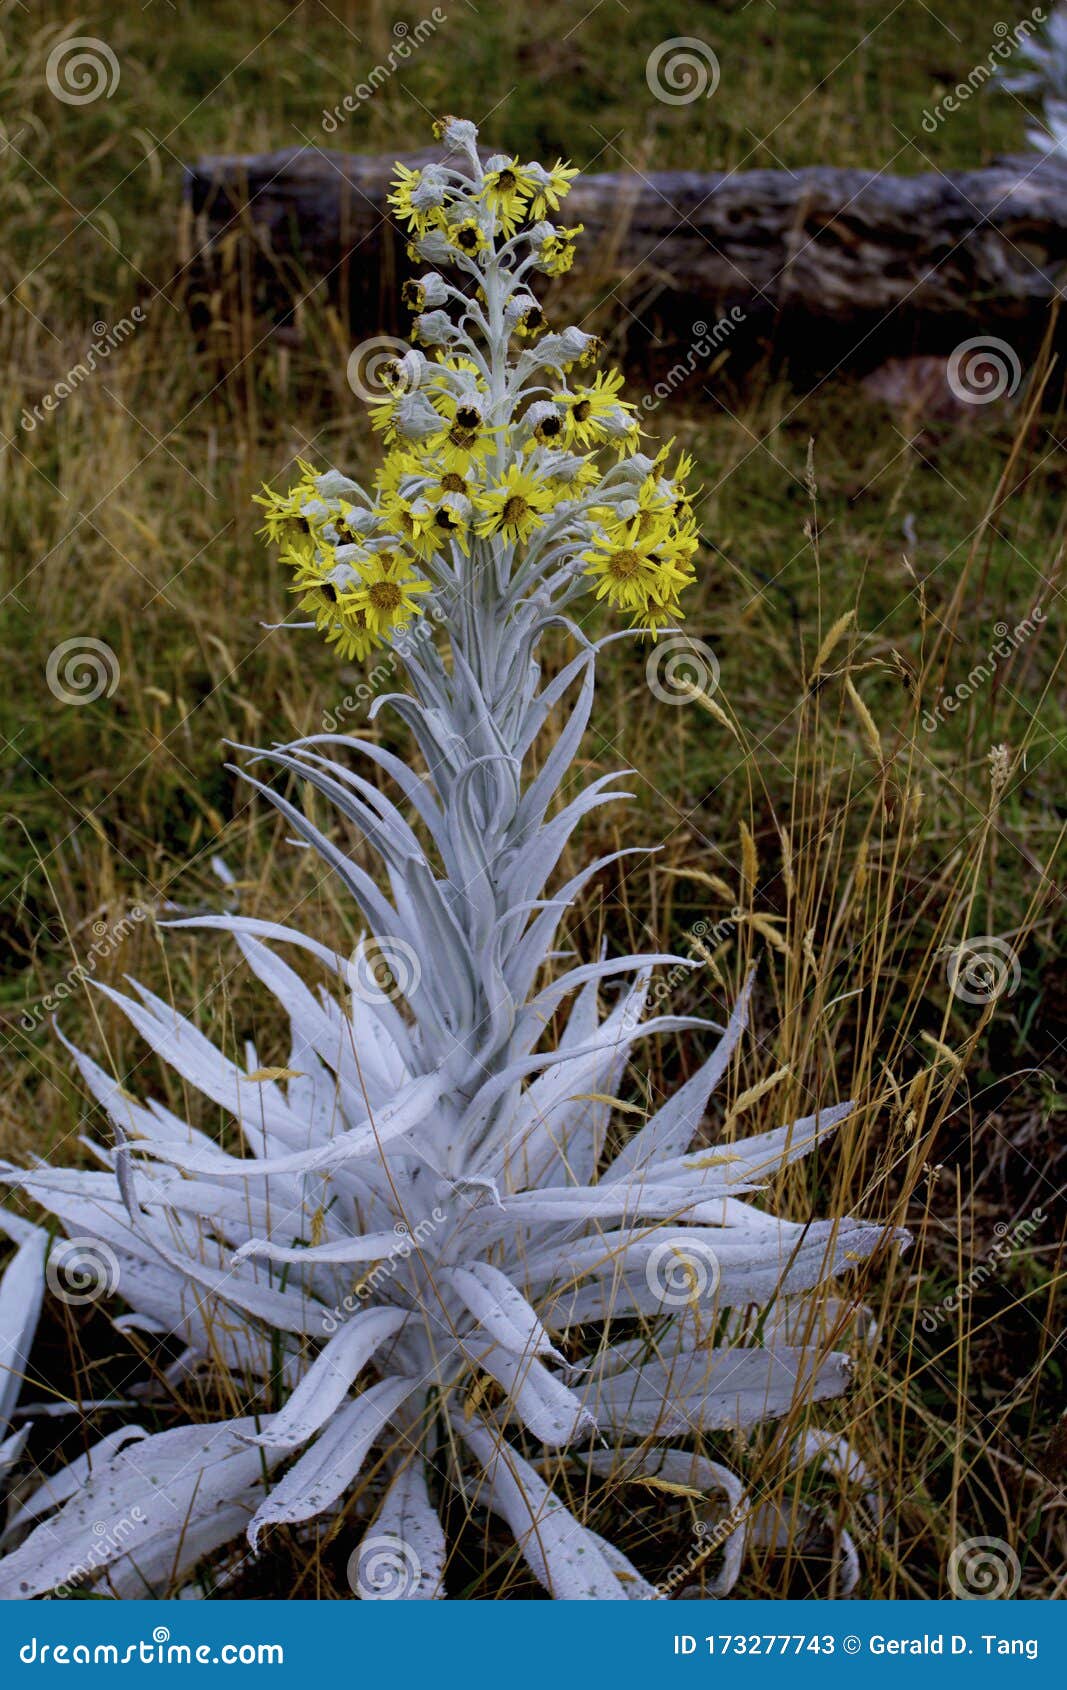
[253,460,319,546]
[514,301,547,339]
[374,448,422,500]
[378,494,439,560]
[527,160,580,222]
[350,551,432,639]
[325,608,377,663]
[536,226,583,276]
[387,164,428,233]
[446,218,488,258]
[480,159,536,235]
[561,368,634,446]
[582,519,691,616]
[474,464,554,545]
[430,418,498,477]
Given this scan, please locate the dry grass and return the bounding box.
[1,0,1065,1600]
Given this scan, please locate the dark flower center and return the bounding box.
[370,581,403,611]
[608,549,641,578]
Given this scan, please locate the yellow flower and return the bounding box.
[253,461,318,546]
[369,394,405,442]
[527,160,579,221]
[654,521,700,575]
[431,497,471,556]
[430,418,497,477]
[387,164,428,233]
[561,368,633,446]
[325,608,377,663]
[547,457,600,497]
[474,464,554,545]
[536,226,583,276]
[631,590,683,636]
[480,159,537,235]
[446,218,488,258]
[426,466,475,504]
[582,518,692,617]
[379,494,439,560]
[374,448,421,499]
[514,301,547,339]
[350,551,432,639]
[574,335,603,369]
[288,553,377,659]
[632,479,676,538]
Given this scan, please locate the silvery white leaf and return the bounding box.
[0,1420,272,1599]
[446,1261,564,1363]
[459,1416,632,1599]
[354,1460,446,1599]
[251,1307,409,1449]
[249,1376,416,1546]
[0,1226,45,1437]
[589,1345,852,1436]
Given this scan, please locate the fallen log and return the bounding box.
[180,146,1067,375]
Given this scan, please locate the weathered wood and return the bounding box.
[181,146,1067,370]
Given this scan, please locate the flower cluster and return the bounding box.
[256,117,698,660]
